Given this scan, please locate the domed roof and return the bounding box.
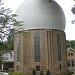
[15,0,66,31]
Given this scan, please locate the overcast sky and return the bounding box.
[3,0,75,40]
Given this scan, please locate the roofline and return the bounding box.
[67,47,75,52]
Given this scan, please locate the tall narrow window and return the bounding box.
[16,36,20,62]
[71,53,73,56]
[71,60,74,67]
[57,34,62,61]
[34,32,40,62]
[68,53,70,56]
[59,64,61,70]
[67,60,70,67]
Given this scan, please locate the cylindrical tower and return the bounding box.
[14,0,68,75]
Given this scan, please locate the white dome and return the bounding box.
[15,0,66,31]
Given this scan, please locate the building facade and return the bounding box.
[14,29,67,75]
[0,51,14,70]
[0,51,14,71]
[14,0,68,75]
[67,47,75,73]
[3,51,14,70]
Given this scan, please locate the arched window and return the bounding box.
[68,53,70,56]
[71,53,73,56]
[68,53,73,56]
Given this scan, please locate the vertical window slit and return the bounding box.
[34,32,40,62]
[57,34,62,61]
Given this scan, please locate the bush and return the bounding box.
[8,70,14,75]
[62,71,74,75]
[12,72,22,75]
[46,70,51,75]
[0,70,6,72]
[32,70,36,75]
[40,70,43,75]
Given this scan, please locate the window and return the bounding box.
[36,66,40,71]
[34,32,40,62]
[68,53,70,56]
[67,60,74,67]
[67,60,70,67]
[71,60,74,67]
[16,36,20,62]
[68,53,73,56]
[71,53,73,56]
[57,34,62,61]
[59,64,61,70]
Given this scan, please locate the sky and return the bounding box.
[3,0,75,40]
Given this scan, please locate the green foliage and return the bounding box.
[71,0,75,24]
[66,40,75,49]
[0,29,14,51]
[0,0,23,42]
[0,0,23,51]
[6,69,14,75]
[0,70,6,72]
[6,29,14,50]
[71,1,75,14]
[9,72,13,75]
[12,72,22,75]
[0,42,8,50]
[32,70,36,75]
[46,70,51,75]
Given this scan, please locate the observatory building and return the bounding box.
[14,0,68,75]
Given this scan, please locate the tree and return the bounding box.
[0,0,22,43]
[66,40,75,49]
[71,0,75,24]
[0,55,3,70]
[0,41,8,50]
[0,0,23,51]
[0,0,23,68]
[5,29,14,50]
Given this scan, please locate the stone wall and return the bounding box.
[14,29,68,75]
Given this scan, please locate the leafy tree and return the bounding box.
[71,0,75,24]
[0,42,8,50]
[5,29,14,50]
[66,40,71,48]
[66,40,75,49]
[0,0,23,51]
[0,0,22,43]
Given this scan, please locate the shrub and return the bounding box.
[32,70,36,75]
[46,70,51,75]
[8,70,14,75]
[13,72,22,75]
[40,70,43,75]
